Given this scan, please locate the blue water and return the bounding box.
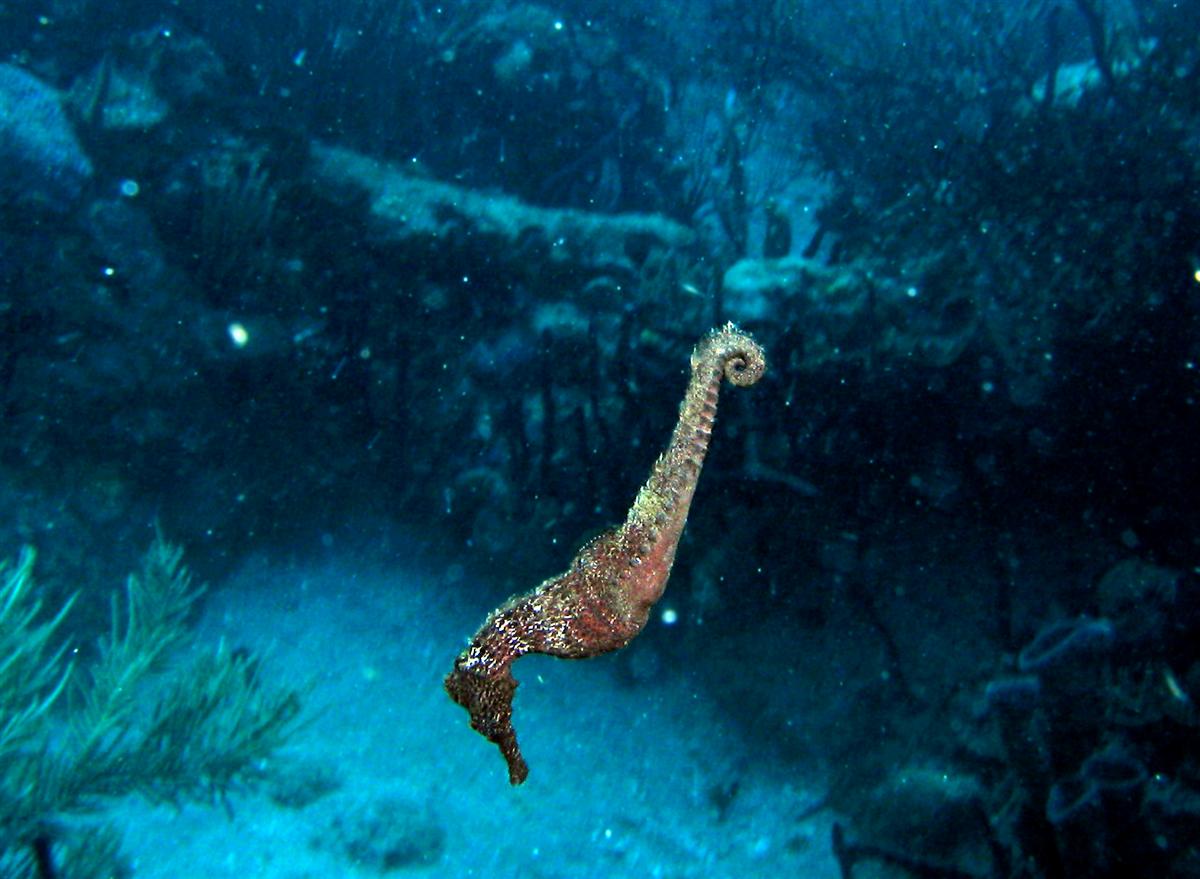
[2,1,1198,877]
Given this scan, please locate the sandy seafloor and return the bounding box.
[107,535,839,878]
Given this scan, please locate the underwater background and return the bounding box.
[1,0,1198,876]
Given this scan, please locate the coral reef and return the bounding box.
[0,0,1196,875]
[0,64,92,209]
[309,142,693,285]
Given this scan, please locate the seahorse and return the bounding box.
[445,323,766,784]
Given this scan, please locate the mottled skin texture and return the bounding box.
[445,324,766,784]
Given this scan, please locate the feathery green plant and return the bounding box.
[0,537,303,874]
[0,550,73,763]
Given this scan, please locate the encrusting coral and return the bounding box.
[446,323,765,784]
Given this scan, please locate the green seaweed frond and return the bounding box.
[131,640,304,806]
[67,538,204,788]
[0,550,74,757]
[0,536,304,868]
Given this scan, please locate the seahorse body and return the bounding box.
[445,323,765,784]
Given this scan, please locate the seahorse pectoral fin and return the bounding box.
[445,324,765,784]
